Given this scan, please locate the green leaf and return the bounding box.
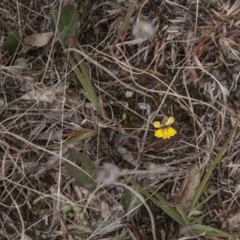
[62,203,72,214]
[47,130,97,149]
[4,31,22,53]
[120,188,142,213]
[51,5,77,42]
[127,177,186,225]
[194,187,223,210]
[191,224,234,237]
[65,153,96,190]
[160,230,166,240]
[176,206,190,225]
[153,192,186,226]
[67,54,100,112]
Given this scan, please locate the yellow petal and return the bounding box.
[166,116,174,125]
[162,129,170,139]
[154,129,163,138]
[153,121,161,128]
[160,127,177,139]
[168,127,177,137]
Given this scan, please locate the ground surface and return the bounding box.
[1,1,240,239]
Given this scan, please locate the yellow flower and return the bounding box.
[153,117,177,139]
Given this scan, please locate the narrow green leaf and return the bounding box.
[153,192,186,226]
[160,230,166,240]
[127,178,186,226]
[176,206,190,225]
[191,224,233,237]
[51,5,77,42]
[195,187,223,210]
[113,0,137,44]
[62,203,72,214]
[47,130,97,149]
[67,54,100,112]
[65,153,96,190]
[4,31,22,53]
[120,188,142,212]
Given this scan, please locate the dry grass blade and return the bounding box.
[227,0,240,16]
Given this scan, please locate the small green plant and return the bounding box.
[51,5,101,113]
[4,31,23,53]
[64,153,97,191]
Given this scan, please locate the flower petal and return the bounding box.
[168,127,177,137]
[153,121,161,128]
[166,117,174,125]
[154,129,163,138]
[162,129,170,139]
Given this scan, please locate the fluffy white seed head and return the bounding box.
[132,20,156,39]
[97,163,120,186]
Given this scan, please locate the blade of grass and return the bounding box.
[51,6,100,112]
[127,178,186,226]
[113,0,137,44]
[176,206,190,225]
[190,119,239,210]
[194,187,223,210]
[47,130,97,149]
[160,230,166,240]
[191,224,238,238]
[61,40,101,113]
[153,192,187,226]
[68,53,100,112]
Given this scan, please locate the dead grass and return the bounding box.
[1,0,240,239]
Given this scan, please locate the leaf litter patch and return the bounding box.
[1,0,240,239]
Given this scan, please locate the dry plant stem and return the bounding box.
[137,0,149,21]
[182,74,201,164]
[3,185,25,240]
[17,213,53,239]
[115,182,157,240]
[138,109,152,161]
[81,183,103,217]
[180,66,229,103]
[0,131,96,185]
[65,48,154,100]
[83,45,222,116]
[95,85,148,122]
[40,0,63,83]
[56,89,66,212]
[2,176,75,209]
[16,1,21,38]
[190,118,239,210]
[108,48,222,115]
[88,214,115,239]
[120,167,182,176]
[194,0,199,36]
[157,68,181,112]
